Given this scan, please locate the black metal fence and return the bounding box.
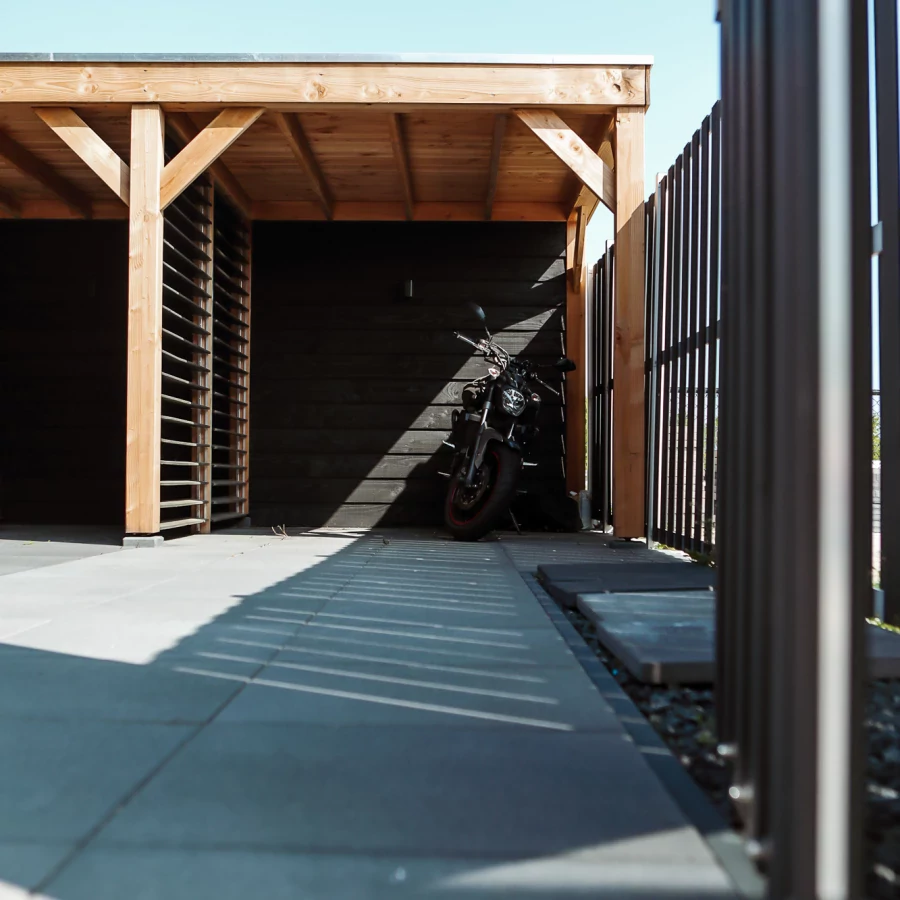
[718,1,871,896]
[645,105,722,556]
[591,105,722,556]
[587,2,896,894]
[589,244,614,531]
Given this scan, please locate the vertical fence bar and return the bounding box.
[686,130,702,553]
[875,0,900,624]
[644,195,656,536]
[716,0,740,775]
[647,179,666,546]
[659,164,676,545]
[653,175,670,544]
[675,144,691,550]
[667,156,683,543]
[694,116,712,552]
[706,102,722,553]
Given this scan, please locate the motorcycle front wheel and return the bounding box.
[444,444,521,541]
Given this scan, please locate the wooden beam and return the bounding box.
[612,108,646,538]
[160,107,262,211]
[572,205,588,290]
[272,112,333,220]
[167,113,253,219]
[484,114,507,220]
[0,198,127,219]
[0,127,92,217]
[33,107,130,204]
[0,187,21,217]
[565,211,587,495]
[126,104,165,535]
[250,200,567,221]
[514,108,615,213]
[388,113,415,220]
[0,63,650,110]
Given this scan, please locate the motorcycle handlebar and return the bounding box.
[454,332,480,349]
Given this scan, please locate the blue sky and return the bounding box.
[0,0,721,261]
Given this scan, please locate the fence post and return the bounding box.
[875,0,900,624]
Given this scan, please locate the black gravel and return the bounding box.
[560,603,900,900]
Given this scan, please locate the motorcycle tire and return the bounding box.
[444,443,522,541]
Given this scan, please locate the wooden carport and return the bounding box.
[0,54,651,538]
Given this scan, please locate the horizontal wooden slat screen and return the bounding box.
[210,195,251,527]
[159,138,213,532]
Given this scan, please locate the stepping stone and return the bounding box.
[577,591,715,684]
[576,590,900,685]
[537,562,716,609]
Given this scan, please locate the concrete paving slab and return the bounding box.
[0,526,121,577]
[280,625,583,671]
[44,846,736,899]
[578,590,900,684]
[0,648,258,723]
[539,563,716,609]
[0,842,73,894]
[0,720,191,841]
[578,592,716,684]
[96,723,708,860]
[210,650,620,731]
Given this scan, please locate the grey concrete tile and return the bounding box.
[210,650,620,731]
[43,846,735,899]
[95,723,697,859]
[0,648,258,722]
[278,626,583,671]
[0,842,73,892]
[0,720,192,841]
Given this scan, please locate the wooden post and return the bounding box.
[125,105,165,534]
[612,108,646,537]
[566,211,587,495]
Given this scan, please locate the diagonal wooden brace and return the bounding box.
[515,108,615,213]
[160,108,263,211]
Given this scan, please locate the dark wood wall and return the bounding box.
[251,221,568,527]
[0,222,128,526]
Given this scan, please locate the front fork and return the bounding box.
[465,384,495,486]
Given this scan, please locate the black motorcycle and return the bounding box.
[442,304,576,541]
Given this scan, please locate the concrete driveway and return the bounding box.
[0,529,736,899]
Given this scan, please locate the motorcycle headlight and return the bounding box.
[500,387,527,417]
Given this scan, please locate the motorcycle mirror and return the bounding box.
[555,357,577,373]
[467,301,486,323]
[466,301,492,339]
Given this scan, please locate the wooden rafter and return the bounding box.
[160,108,262,211]
[167,114,253,219]
[388,113,415,220]
[33,107,130,204]
[0,63,650,110]
[251,200,566,222]
[484,114,507,220]
[514,109,615,213]
[0,126,92,217]
[0,186,21,217]
[273,112,333,220]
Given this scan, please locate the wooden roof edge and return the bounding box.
[0,52,654,66]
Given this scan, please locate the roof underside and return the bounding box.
[0,59,649,221]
